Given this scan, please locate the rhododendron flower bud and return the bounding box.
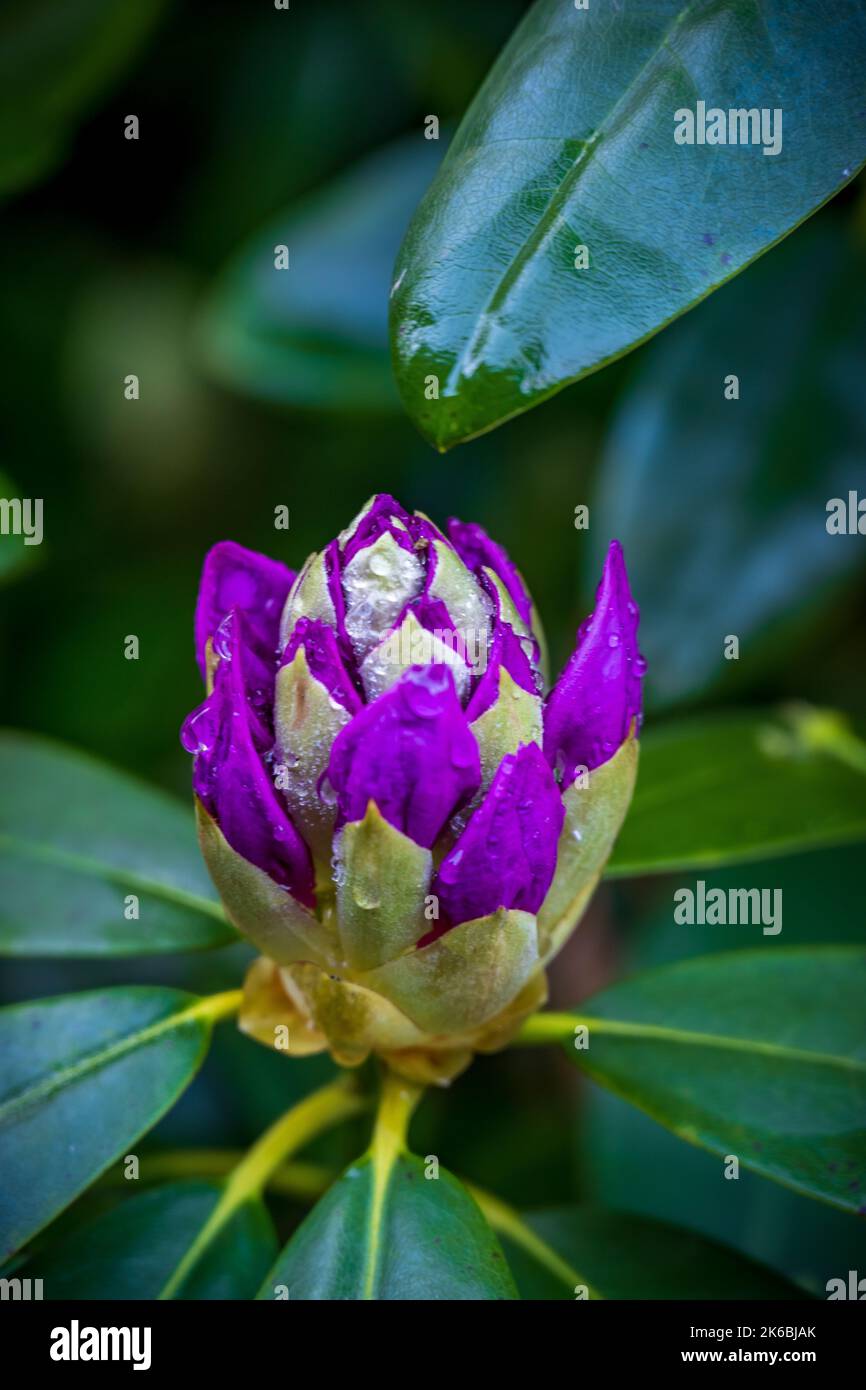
[181,496,644,1084]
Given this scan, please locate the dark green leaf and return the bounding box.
[594,222,866,709]
[503,1206,807,1300]
[558,947,866,1213]
[200,136,443,411]
[0,0,167,198]
[584,1016,866,1299]
[25,1181,276,1300]
[260,1152,516,1300]
[0,731,235,955]
[609,709,866,877]
[584,846,866,1293]
[390,0,866,449]
[0,986,230,1258]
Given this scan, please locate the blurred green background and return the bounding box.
[1,0,864,1295]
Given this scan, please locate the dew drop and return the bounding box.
[319,777,337,807]
[213,614,234,660]
[369,552,392,578]
[180,705,215,755]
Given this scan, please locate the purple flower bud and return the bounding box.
[341,493,433,563]
[433,743,564,926]
[182,611,314,906]
[182,501,645,1081]
[327,664,480,848]
[281,617,362,715]
[194,540,294,678]
[447,517,533,626]
[465,617,539,722]
[543,540,645,786]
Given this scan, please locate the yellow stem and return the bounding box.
[466,1185,602,1300]
[190,988,244,1025]
[514,1010,594,1044]
[109,1150,334,1202]
[372,1067,424,1158]
[158,1077,366,1299]
[360,1068,425,1301]
[131,1141,599,1300]
[515,1010,866,1071]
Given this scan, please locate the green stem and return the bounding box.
[466,1184,602,1300]
[158,1078,367,1299]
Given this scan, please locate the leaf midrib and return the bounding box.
[0,831,228,924]
[575,1014,866,1073]
[361,1150,400,1301]
[445,0,701,391]
[0,992,233,1126]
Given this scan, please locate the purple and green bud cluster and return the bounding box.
[182,496,644,1083]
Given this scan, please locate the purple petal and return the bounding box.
[433,743,564,926]
[194,541,294,679]
[466,619,539,722]
[281,617,362,714]
[182,611,314,905]
[323,538,352,654]
[342,494,417,563]
[447,517,532,625]
[327,665,480,848]
[544,540,645,784]
[340,493,441,562]
[405,592,475,669]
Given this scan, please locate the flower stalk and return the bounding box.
[158,1077,367,1299]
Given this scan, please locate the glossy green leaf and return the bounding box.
[25,1181,277,1300]
[583,846,866,1297]
[390,0,866,449]
[0,987,234,1259]
[0,0,167,198]
[201,136,443,411]
[553,947,866,1213]
[0,731,235,955]
[595,222,866,709]
[259,1153,517,1300]
[501,1205,807,1300]
[608,708,866,877]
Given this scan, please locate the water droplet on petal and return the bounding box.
[213,614,234,660]
[369,552,392,578]
[180,704,216,755]
[319,776,337,807]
